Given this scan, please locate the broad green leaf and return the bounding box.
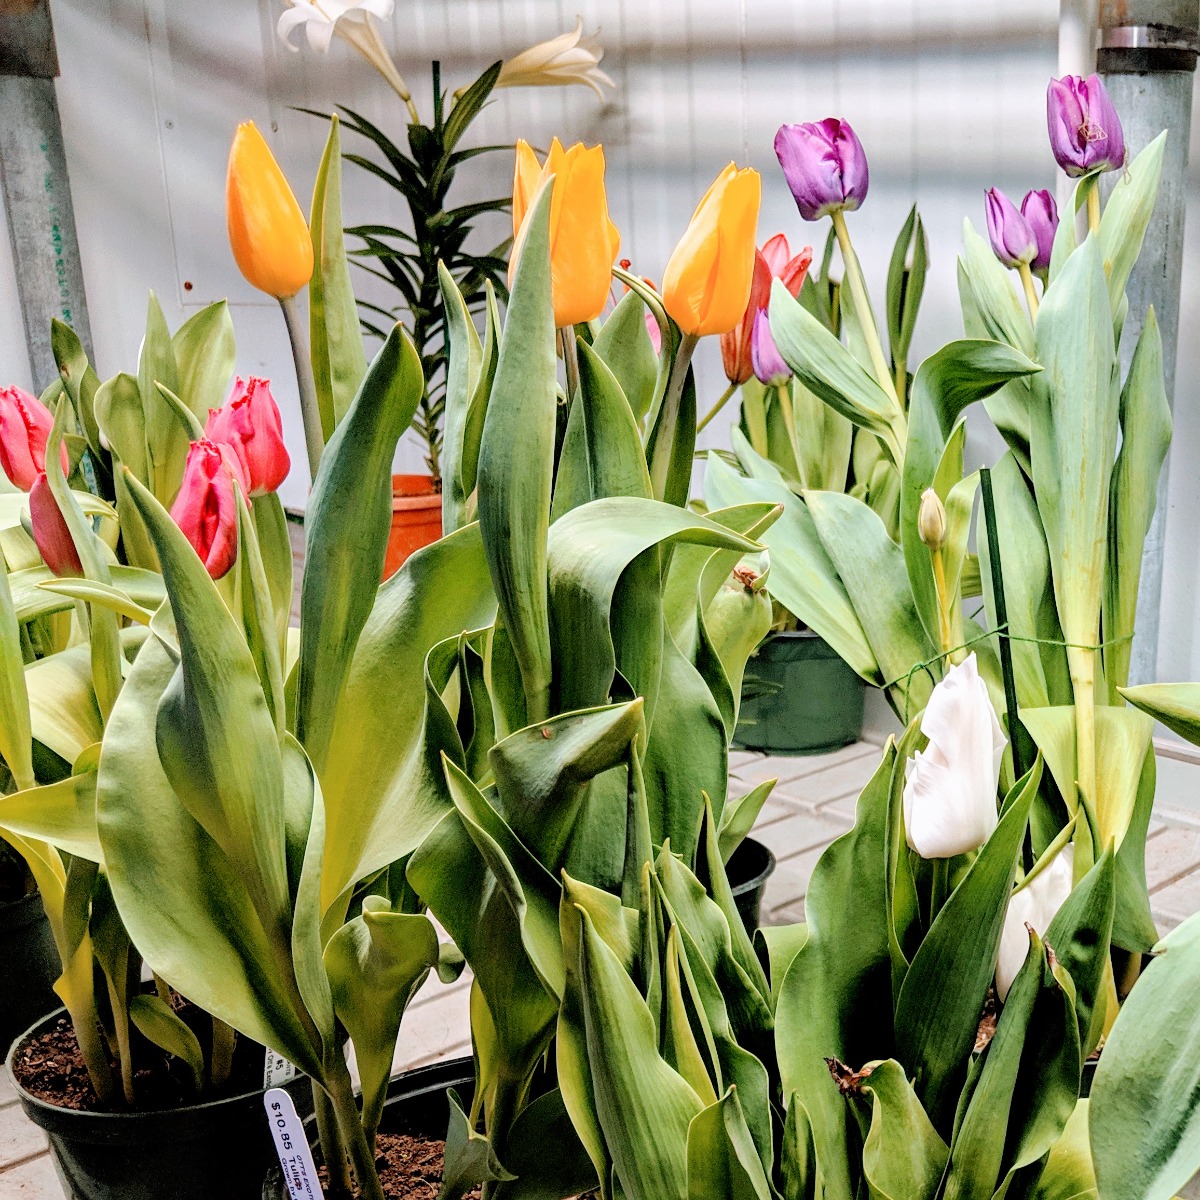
[0,555,33,789]
[252,493,294,650]
[137,292,187,503]
[460,283,500,513]
[309,115,367,438]
[0,769,100,862]
[1091,914,1200,1200]
[1096,133,1166,313]
[495,1087,599,1200]
[594,289,659,423]
[441,1088,516,1200]
[439,261,485,535]
[860,1059,948,1200]
[1120,681,1200,743]
[128,993,205,1092]
[12,563,164,626]
[645,357,697,508]
[37,578,155,625]
[769,281,904,463]
[776,744,898,1200]
[478,180,556,722]
[781,1093,822,1200]
[49,320,104,470]
[894,757,1040,1133]
[718,780,775,864]
[1034,1100,1097,1200]
[171,301,236,419]
[323,899,439,1142]
[576,339,654,502]
[685,1086,773,1200]
[296,324,424,776]
[958,220,1035,357]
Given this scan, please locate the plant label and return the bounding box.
[264,1048,299,1088]
[264,1087,321,1200]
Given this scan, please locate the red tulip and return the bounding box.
[29,472,83,577]
[170,440,241,580]
[0,386,69,492]
[204,376,290,497]
[720,236,812,385]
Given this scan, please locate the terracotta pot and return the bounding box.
[384,474,442,580]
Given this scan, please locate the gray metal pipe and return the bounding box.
[1099,0,1199,684]
[0,0,93,392]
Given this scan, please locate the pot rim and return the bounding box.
[727,836,777,896]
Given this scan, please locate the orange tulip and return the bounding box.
[511,138,621,328]
[661,164,761,337]
[226,121,314,299]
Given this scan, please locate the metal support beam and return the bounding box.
[1099,0,1199,685]
[0,0,92,392]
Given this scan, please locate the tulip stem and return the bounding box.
[1017,263,1040,321]
[647,332,700,504]
[930,857,951,923]
[697,382,738,434]
[894,357,907,408]
[279,295,325,484]
[558,327,581,406]
[1086,183,1101,235]
[831,210,897,404]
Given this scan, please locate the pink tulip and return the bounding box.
[170,440,241,580]
[29,473,83,577]
[0,386,69,492]
[205,376,290,497]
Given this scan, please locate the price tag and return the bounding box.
[264,1049,299,1089]
[264,1087,321,1200]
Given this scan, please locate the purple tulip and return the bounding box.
[1047,74,1125,177]
[1020,189,1058,273]
[751,310,791,387]
[985,188,1036,269]
[774,118,869,222]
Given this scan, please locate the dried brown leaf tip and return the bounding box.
[974,987,999,1053]
[825,1057,873,1096]
[733,566,759,592]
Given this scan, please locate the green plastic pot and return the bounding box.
[0,892,61,1057]
[735,630,865,755]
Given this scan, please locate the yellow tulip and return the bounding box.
[511,138,621,328]
[661,163,761,337]
[226,121,314,300]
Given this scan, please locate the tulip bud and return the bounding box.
[774,119,869,223]
[1046,74,1126,178]
[205,376,291,497]
[662,163,761,337]
[750,311,791,388]
[29,472,83,577]
[169,439,241,580]
[511,138,621,328]
[903,654,1007,859]
[984,188,1037,270]
[996,846,1073,1000]
[917,487,947,550]
[1020,189,1058,275]
[0,385,70,492]
[226,121,314,300]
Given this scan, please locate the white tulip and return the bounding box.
[902,653,1006,859]
[277,0,412,104]
[496,18,615,97]
[996,845,1074,1000]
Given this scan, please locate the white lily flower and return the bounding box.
[996,845,1074,1000]
[496,17,615,97]
[903,653,1006,859]
[277,0,412,104]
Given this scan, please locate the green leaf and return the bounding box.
[438,262,485,534]
[440,1088,516,1200]
[781,1093,822,1200]
[685,1086,773,1200]
[1090,912,1200,1200]
[594,289,659,423]
[894,757,1041,1133]
[575,340,654,502]
[718,780,775,863]
[886,206,918,362]
[309,115,368,441]
[478,179,556,723]
[296,324,425,776]
[0,769,100,862]
[171,301,236,419]
[50,320,106,473]
[136,292,186,503]
[494,1087,599,1200]
[1096,133,1166,313]
[860,1059,948,1200]
[0,555,33,789]
[128,993,205,1092]
[1033,1099,1097,1200]
[1120,681,1200,743]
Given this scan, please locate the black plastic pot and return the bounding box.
[8,1006,310,1200]
[727,837,776,934]
[0,892,61,1057]
[735,630,866,755]
[262,1057,476,1200]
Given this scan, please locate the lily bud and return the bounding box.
[721,235,811,385]
[1046,74,1126,178]
[917,487,947,550]
[0,385,69,492]
[984,188,1036,270]
[903,654,1007,859]
[496,18,614,97]
[1020,189,1058,275]
[774,118,869,222]
[29,472,82,578]
[996,846,1074,1000]
[750,311,791,388]
[662,163,761,337]
[169,439,241,580]
[205,376,291,497]
[511,138,621,328]
[226,121,314,300]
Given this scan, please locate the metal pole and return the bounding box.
[1098,1,1199,684]
[0,0,93,392]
